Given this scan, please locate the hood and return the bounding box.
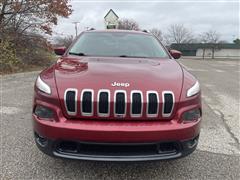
[54,56,183,119]
[55,56,183,92]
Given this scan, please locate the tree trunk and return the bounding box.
[212,48,215,59]
[202,48,205,59]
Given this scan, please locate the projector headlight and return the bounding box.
[187,81,200,97]
[36,76,51,94]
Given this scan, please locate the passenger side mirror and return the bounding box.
[54,47,66,56]
[169,49,182,59]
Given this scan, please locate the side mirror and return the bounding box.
[54,47,66,56]
[169,49,182,59]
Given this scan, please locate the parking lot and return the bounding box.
[1,58,239,179]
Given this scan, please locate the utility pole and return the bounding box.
[72,22,80,37]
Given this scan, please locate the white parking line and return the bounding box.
[214,69,225,73]
[188,68,208,72]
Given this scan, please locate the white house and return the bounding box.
[104,9,119,29]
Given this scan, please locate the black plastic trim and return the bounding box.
[34,132,199,162]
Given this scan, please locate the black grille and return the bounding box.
[163,93,173,114]
[56,141,179,157]
[99,92,109,114]
[65,91,76,113]
[115,92,125,115]
[132,93,142,115]
[148,93,158,114]
[82,91,92,113]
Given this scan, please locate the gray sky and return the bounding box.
[53,0,239,42]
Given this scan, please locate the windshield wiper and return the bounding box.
[69,52,87,56]
[118,55,148,58]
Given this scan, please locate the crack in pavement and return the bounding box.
[213,109,240,149]
[195,84,240,156]
[199,81,240,151]
[202,92,240,152]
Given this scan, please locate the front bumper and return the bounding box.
[33,114,201,161]
[35,132,199,161]
[33,114,201,143]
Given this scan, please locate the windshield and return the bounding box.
[69,32,168,58]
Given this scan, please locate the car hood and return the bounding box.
[54,56,183,119]
[54,56,183,99]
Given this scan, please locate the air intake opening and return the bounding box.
[58,141,78,153]
[147,92,159,117]
[98,91,109,114]
[65,89,77,115]
[55,141,179,157]
[115,91,126,115]
[81,90,93,115]
[131,92,142,116]
[163,92,174,117]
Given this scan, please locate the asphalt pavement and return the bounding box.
[0,58,239,180]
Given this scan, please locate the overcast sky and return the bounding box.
[52,0,239,42]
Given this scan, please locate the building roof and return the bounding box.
[104,9,119,19]
[170,43,240,50]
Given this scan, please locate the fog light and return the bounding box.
[186,136,199,148]
[35,132,48,147]
[34,105,54,119]
[182,108,201,122]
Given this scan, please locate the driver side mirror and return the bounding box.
[169,49,182,59]
[54,47,66,56]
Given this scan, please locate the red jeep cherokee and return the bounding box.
[33,30,201,161]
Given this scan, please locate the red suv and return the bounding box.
[33,30,201,161]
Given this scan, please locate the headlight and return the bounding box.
[36,76,51,94]
[187,81,200,97]
[182,108,201,122]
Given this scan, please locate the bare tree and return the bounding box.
[0,0,72,72]
[149,28,163,41]
[117,19,139,30]
[200,30,220,43]
[165,24,194,44]
[199,32,209,59]
[0,0,72,39]
[54,35,74,48]
[199,30,221,59]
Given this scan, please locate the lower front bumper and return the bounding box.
[34,132,199,161]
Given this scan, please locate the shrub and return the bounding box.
[0,40,22,73]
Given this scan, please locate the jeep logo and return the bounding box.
[111,82,130,87]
